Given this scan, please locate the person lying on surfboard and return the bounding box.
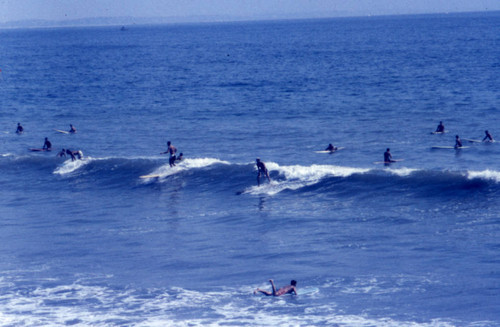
[256,158,271,186]
[254,279,297,296]
[435,121,445,133]
[176,153,183,162]
[482,130,494,142]
[455,135,463,148]
[325,143,338,152]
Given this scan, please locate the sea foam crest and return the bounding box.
[467,169,500,183]
[143,157,230,179]
[0,280,458,327]
[246,163,370,195]
[53,157,92,175]
[385,167,419,177]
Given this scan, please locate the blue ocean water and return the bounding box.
[0,12,499,326]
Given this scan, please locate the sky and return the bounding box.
[1,0,499,24]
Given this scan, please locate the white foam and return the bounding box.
[246,163,370,195]
[142,157,230,180]
[386,167,419,177]
[0,279,468,327]
[467,169,500,183]
[53,157,92,175]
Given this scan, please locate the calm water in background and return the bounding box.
[0,12,499,326]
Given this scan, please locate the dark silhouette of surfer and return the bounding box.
[256,158,271,186]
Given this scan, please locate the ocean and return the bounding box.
[0,12,499,326]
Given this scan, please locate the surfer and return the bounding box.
[256,158,271,186]
[161,141,177,167]
[325,143,337,152]
[57,148,66,158]
[254,279,297,296]
[42,137,52,151]
[69,124,77,133]
[384,148,395,163]
[455,135,463,148]
[16,123,23,134]
[65,149,76,161]
[63,149,83,161]
[435,121,445,133]
[482,130,494,142]
[176,153,183,162]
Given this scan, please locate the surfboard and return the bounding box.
[373,159,404,164]
[463,139,482,143]
[297,287,319,295]
[54,129,70,134]
[254,287,319,296]
[315,147,345,154]
[431,146,470,149]
[431,131,447,134]
[140,174,161,179]
[30,148,50,152]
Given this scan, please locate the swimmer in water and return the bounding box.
[254,279,297,296]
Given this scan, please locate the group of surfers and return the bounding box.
[17,123,83,161]
[17,123,292,297]
[18,121,494,184]
[434,121,494,149]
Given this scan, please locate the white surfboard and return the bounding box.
[140,174,161,179]
[463,139,482,143]
[254,287,319,296]
[296,287,319,295]
[431,131,447,134]
[373,159,404,164]
[315,147,345,153]
[54,129,70,134]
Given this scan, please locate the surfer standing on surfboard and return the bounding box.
[256,158,271,186]
[161,141,177,167]
[254,279,297,296]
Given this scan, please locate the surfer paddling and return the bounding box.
[254,279,297,296]
[325,143,338,152]
[256,158,271,186]
[482,130,494,142]
[161,141,177,167]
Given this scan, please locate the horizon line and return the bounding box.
[1,9,498,30]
